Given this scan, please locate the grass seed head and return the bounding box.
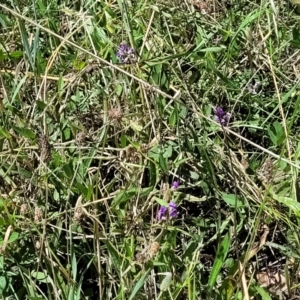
[108,108,123,123]
[20,203,28,215]
[38,134,51,163]
[34,206,43,223]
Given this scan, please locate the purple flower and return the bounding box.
[116,43,136,64]
[157,202,178,220]
[214,107,231,126]
[157,206,167,220]
[169,202,178,218]
[172,181,179,189]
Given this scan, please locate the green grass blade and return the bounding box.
[254,286,272,300]
[18,19,34,69]
[128,269,151,300]
[208,232,231,296]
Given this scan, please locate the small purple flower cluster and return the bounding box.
[157,201,178,220]
[157,181,179,220]
[157,206,167,220]
[214,107,231,126]
[169,202,178,218]
[172,181,179,189]
[116,43,136,64]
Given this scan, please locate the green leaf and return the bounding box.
[169,106,178,127]
[74,182,88,195]
[272,194,300,216]
[198,46,226,52]
[159,152,168,172]
[31,271,50,283]
[0,49,6,61]
[73,60,86,70]
[163,145,173,158]
[128,269,151,300]
[0,13,10,28]
[10,50,23,59]
[0,256,3,270]
[208,232,230,296]
[146,50,192,65]
[160,272,172,291]
[291,25,300,48]
[71,243,77,281]
[36,100,47,110]
[0,276,7,292]
[182,241,198,259]
[154,197,169,207]
[62,164,73,178]
[254,285,272,300]
[175,191,207,202]
[112,187,152,207]
[120,133,127,148]
[267,121,284,146]
[18,19,34,69]
[12,126,36,139]
[0,126,11,139]
[129,120,143,132]
[63,127,71,140]
[265,241,300,259]
[0,232,19,246]
[221,193,244,208]
[149,160,158,186]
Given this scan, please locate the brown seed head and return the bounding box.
[108,108,123,122]
[149,242,160,258]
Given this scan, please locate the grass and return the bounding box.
[1,0,300,299]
